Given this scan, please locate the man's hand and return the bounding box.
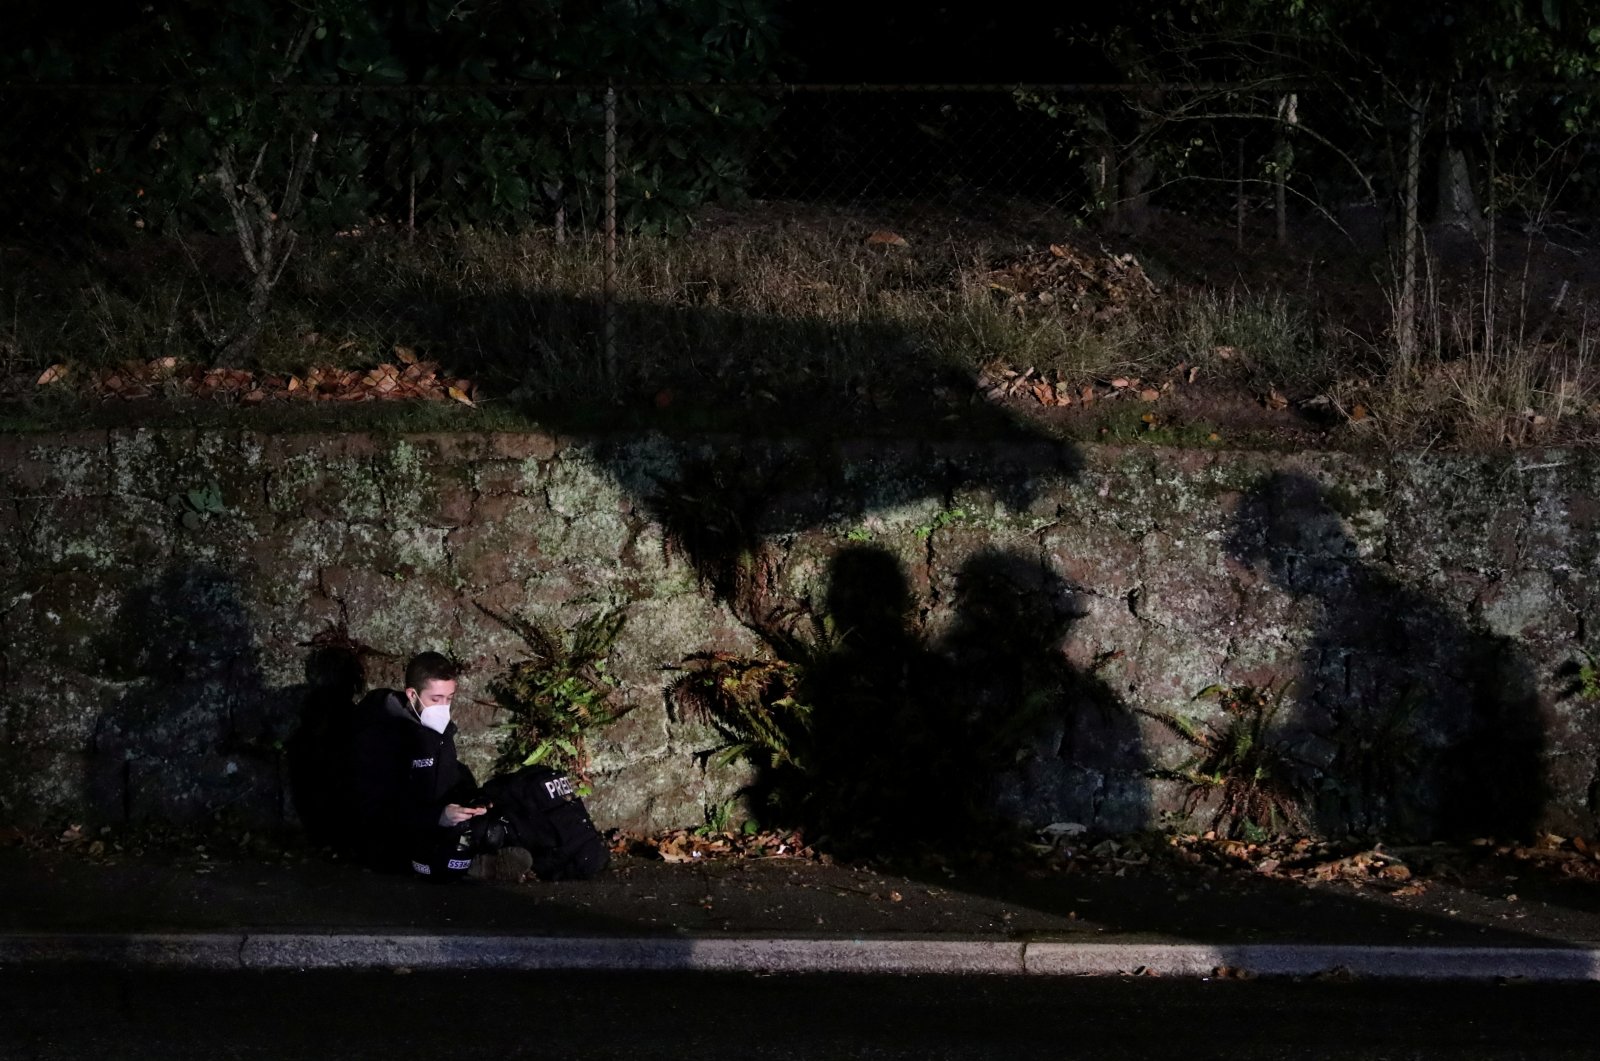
[439,804,486,827]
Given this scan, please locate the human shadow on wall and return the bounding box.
[1225,472,1546,842]
[788,545,932,852]
[284,639,368,850]
[89,564,292,828]
[675,543,1150,860]
[935,550,1151,838]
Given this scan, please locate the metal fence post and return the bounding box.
[407,90,417,243]
[1397,88,1423,367]
[603,84,618,384]
[1275,92,1297,245]
[1236,137,1246,250]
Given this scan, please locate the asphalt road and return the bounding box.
[2,968,1594,1060]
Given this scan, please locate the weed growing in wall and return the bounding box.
[1148,683,1307,841]
[1575,650,1600,703]
[480,605,628,788]
[668,650,818,776]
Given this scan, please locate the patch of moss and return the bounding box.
[1083,403,1230,448]
[1321,482,1387,520]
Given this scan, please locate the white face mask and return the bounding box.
[411,693,452,734]
[419,703,451,733]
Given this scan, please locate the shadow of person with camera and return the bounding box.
[933,548,1150,840]
[1225,471,1546,841]
[790,545,931,853]
[731,543,1148,863]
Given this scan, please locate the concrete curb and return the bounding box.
[3,933,1600,980]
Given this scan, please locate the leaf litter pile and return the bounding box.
[980,241,1158,321]
[966,240,1309,422]
[23,345,479,407]
[610,826,824,864]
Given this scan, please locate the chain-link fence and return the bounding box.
[3,82,1597,415]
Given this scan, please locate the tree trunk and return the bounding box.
[1115,101,1162,235]
[1118,151,1156,234]
[1436,146,1484,236]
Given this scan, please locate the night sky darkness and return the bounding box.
[788,2,1119,83]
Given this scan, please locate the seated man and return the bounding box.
[350,650,609,883]
[350,651,521,880]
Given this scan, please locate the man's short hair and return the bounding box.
[405,651,458,692]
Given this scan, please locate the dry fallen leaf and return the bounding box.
[17,351,482,408]
[865,230,909,248]
[366,366,400,395]
[393,344,418,365]
[1264,389,1289,411]
[1138,388,1160,402]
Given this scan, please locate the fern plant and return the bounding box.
[668,651,816,773]
[1149,683,1307,840]
[480,604,627,782]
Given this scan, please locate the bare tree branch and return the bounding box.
[278,16,318,82]
[213,128,319,368]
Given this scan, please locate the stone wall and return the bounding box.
[3,428,1597,840]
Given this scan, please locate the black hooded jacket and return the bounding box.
[350,688,479,871]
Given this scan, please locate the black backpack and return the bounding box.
[479,765,611,881]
